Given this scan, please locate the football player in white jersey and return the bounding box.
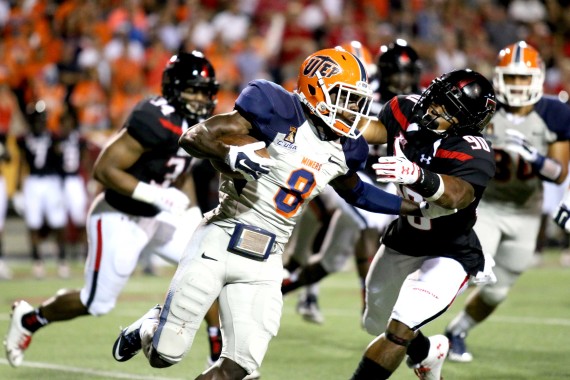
[445,41,570,363]
[4,52,224,370]
[282,40,423,322]
[110,47,453,380]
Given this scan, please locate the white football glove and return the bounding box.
[419,201,457,219]
[470,253,497,285]
[504,129,540,164]
[373,139,421,185]
[553,190,570,232]
[225,142,275,181]
[132,182,190,215]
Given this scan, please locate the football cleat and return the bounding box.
[243,368,261,380]
[407,334,449,380]
[445,331,473,362]
[4,300,34,367]
[296,292,324,324]
[112,304,161,362]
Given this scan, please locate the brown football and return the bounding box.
[210,134,269,178]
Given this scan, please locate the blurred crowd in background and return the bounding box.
[1,0,570,277]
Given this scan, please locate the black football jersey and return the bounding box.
[379,95,496,275]
[59,130,87,176]
[104,96,193,217]
[17,132,61,176]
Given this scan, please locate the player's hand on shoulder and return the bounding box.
[504,128,540,163]
[419,201,457,219]
[225,141,274,181]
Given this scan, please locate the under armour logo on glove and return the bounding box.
[373,139,421,185]
[225,142,275,181]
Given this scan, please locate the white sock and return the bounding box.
[307,283,320,296]
[447,311,477,336]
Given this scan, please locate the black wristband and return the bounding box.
[409,168,443,200]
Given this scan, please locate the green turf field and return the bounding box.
[0,251,568,379]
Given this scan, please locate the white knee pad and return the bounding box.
[478,263,518,306]
[362,307,390,337]
[478,284,510,306]
[154,268,221,363]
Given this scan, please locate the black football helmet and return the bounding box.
[413,69,496,135]
[162,51,220,120]
[376,39,421,100]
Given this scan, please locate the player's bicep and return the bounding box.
[93,129,144,184]
[180,111,253,160]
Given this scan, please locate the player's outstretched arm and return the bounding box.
[331,173,455,219]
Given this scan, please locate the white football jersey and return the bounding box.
[482,104,558,212]
[204,80,369,250]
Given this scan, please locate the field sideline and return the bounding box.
[0,250,568,380]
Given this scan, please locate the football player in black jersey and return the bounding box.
[351,69,498,380]
[4,51,225,370]
[15,100,68,279]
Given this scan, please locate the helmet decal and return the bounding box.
[303,56,342,79]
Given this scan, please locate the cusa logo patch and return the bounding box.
[303,56,341,78]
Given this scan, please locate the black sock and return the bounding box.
[351,357,392,380]
[407,331,430,364]
[207,326,222,361]
[58,245,66,261]
[31,246,40,261]
[21,309,48,333]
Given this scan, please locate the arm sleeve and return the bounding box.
[336,177,403,215]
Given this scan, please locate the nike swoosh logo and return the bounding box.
[201,252,217,261]
[114,340,125,361]
[238,159,253,171]
[328,156,341,166]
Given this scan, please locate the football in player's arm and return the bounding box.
[110,47,455,380]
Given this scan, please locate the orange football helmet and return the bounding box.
[296,47,374,139]
[340,41,377,76]
[493,41,544,106]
